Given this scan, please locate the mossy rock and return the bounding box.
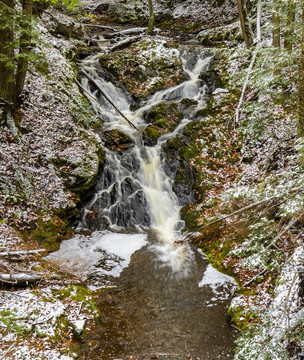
[145,125,161,143]
[21,215,73,251]
[180,143,200,161]
[180,98,198,107]
[98,38,186,100]
[103,129,133,152]
[144,102,184,144]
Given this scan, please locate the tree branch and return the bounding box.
[80,69,138,130]
[182,196,278,243]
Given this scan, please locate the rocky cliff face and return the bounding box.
[0,11,105,248]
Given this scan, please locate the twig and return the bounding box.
[80,69,138,130]
[243,268,268,287]
[266,215,300,250]
[32,313,56,326]
[0,261,13,272]
[182,196,277,243]
[0,342,16,360]
[78,301,83,315]
[285,272,298,330]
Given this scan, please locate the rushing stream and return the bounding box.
[48,43,237,359]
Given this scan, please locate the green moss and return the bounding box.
[145,126,161,143]
[166,137,182,149]
[180,98,198,107]
[228,303,254,331]
[180,205,201,231]
[155,117,168,128]
[57,285,101,321]
[180,144,200,161]
[52,315,70,341]
[0,310,32,336]
[21,215,73,251]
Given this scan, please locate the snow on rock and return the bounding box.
[47,231,148,288]
[199,263,237,304]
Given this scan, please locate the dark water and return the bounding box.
[80,236,237,360]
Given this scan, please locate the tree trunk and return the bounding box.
[0,0,15,113]
[297,1,304,137]
[272,0,281,48]
[236,0,253,48]
[284,0,295,50]
[147,0,154,35]
[15,0,33,103]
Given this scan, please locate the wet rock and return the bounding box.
[199,70,217,94]
[86,187,151,230]
[163,136,196,206]
[143,102,184,145]
[103,130,134,152]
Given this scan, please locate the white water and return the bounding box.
[78,48,213,273]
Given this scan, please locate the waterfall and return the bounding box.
[47,46,238,360]
[78,47,213,272]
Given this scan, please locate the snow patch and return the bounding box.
[47,231,148,287]
[199,264,237,304]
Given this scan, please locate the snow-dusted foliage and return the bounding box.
[231,248,304,360]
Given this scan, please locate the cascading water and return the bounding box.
[78,48,213,272]
[48,43,237,359]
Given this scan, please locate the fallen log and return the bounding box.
[80,69,138,130]
[82,24,117,31]
[0,249,46,258]
[0,272,42,286]
[108,35,141,52]
[107,27,147,39]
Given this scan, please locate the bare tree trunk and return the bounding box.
[0,0,15,114]
[284,0,295,50]
[297,1,304,137]
[147,0,154,35]
[272,0,281,48]
[256,0,262,42]
[236,0,253,48]
[15,0,33,103]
